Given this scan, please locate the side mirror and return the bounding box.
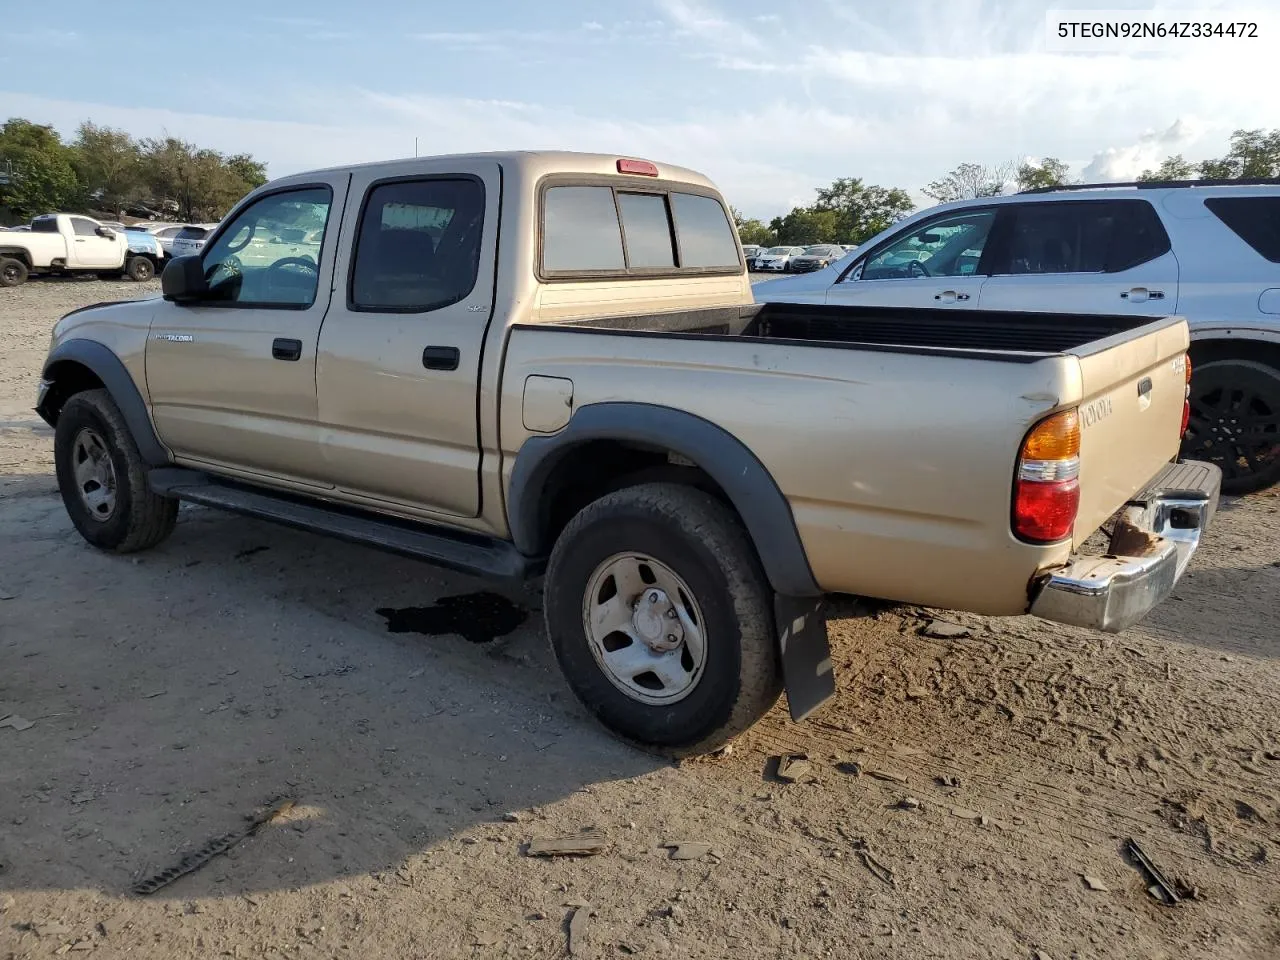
[97,227,116,239]
[161,255,209,303]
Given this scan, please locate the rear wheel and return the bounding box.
[0,256,28,287]
[54,389,177,552]
[1182,357,1280,495]
[126,256,155,282]
[544,482,781,756]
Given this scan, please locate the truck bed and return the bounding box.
[543,302,1155,360]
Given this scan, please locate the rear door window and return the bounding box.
[1205,197,1280,263]
[350,177,486,311]
[993,200,1170,275]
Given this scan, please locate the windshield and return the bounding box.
[764,246,791,255]
[804,245,840,256]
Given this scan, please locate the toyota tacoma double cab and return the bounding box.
[0,214,161,286]
[36,151,1221,754]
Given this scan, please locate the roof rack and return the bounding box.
[1019,177,1280,194]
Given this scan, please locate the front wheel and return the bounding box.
[1182,358,1280,495]
[54,389,177,552]
[544,483,781,755]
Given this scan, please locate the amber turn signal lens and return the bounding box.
[1021,409,1081,461]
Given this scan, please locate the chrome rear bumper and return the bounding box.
[1029,460,1221,633]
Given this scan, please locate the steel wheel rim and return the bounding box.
[1186,371,1280,483]
[581,552,708,705]
[71,427,118,521]
[1,263,17,283]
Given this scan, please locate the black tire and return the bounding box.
[544,482,781,756]
[126,256,154,282]
[0,256,28,287]
[54,389,177,553]
[1182,357,1280,495]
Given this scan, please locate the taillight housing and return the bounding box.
[1181,353,1192,437]
[1014,409,1081,544]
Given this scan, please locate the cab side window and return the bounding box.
[862,210,996,280]
[202,186,333,307]
[71,218,100,237]
[349,178,486,312]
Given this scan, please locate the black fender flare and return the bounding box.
[506,401,821,597]
[39,338,171,468]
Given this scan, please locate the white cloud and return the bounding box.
[656,0,763,51]
[1082,118,1206,181]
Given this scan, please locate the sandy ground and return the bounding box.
[1,277,1278,960]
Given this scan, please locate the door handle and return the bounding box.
[272,338,302,361]
[422,346,460,371]
[1120,288,1165,302]
[933,290,971,303]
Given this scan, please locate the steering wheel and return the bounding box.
[266,257,318,279]
[907,258,932,278]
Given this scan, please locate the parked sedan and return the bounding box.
[754,245,806,272]
[127,223,185,257]
[789,244,848,273]
[169,223,219,258]
[742,244,762,264]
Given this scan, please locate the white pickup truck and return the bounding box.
[0,214,161,286]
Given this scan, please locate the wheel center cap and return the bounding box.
[632,589,683,653]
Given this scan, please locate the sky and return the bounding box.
[2,0,1277,218]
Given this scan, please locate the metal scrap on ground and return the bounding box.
[131,798,295,896]
[1123,838,1186,906]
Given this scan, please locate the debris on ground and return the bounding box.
[866,768,908,785]
[662,841,713,861]
[1123,838,1187,906]
[502,812,523,823]
[567,904,590,956]
[936,775,961,788]
[773,754,814,784]
[835,760,862,777]
[131,798,295,895]
[892,797,923,811]
[950,807,982,821]
[852,840,894,887]
[923,619,971,639]
[906,685,931,700]
[526,834,606,857]
[0,714,35,732]
[1081,875,1110,892]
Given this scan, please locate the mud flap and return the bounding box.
[774,595,835,722]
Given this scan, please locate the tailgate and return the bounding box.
[1071,317,1189,550]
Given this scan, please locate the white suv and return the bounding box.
[755,181,1280,494]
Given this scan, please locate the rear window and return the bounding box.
[176,227,209,241]
[1205,197,1280,263]
[31,217,58,234]
[541,183,740,276]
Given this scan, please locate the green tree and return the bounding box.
[0,118,83,220]
[1015,157,1070,191]
[71,121,143,212]
[923,161,1012,202]
[773,206,840,246]
[1137,155,1195,182]
[731,206,773,246]
[812,177,914,243]
[140,137,266,221]
[1198,128,1280,179]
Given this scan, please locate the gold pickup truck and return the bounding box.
[36,151,1220,754]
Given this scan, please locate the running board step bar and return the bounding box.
[148,468,539,581]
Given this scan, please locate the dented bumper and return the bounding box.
[1029,460,1221,633]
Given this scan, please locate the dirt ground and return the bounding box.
[1,278,1278,960]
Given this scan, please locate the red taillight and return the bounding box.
[1181,353,1192,437]
[1014,409,1081,544]
[1014,478,1081,542]
[617,158,659,176]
